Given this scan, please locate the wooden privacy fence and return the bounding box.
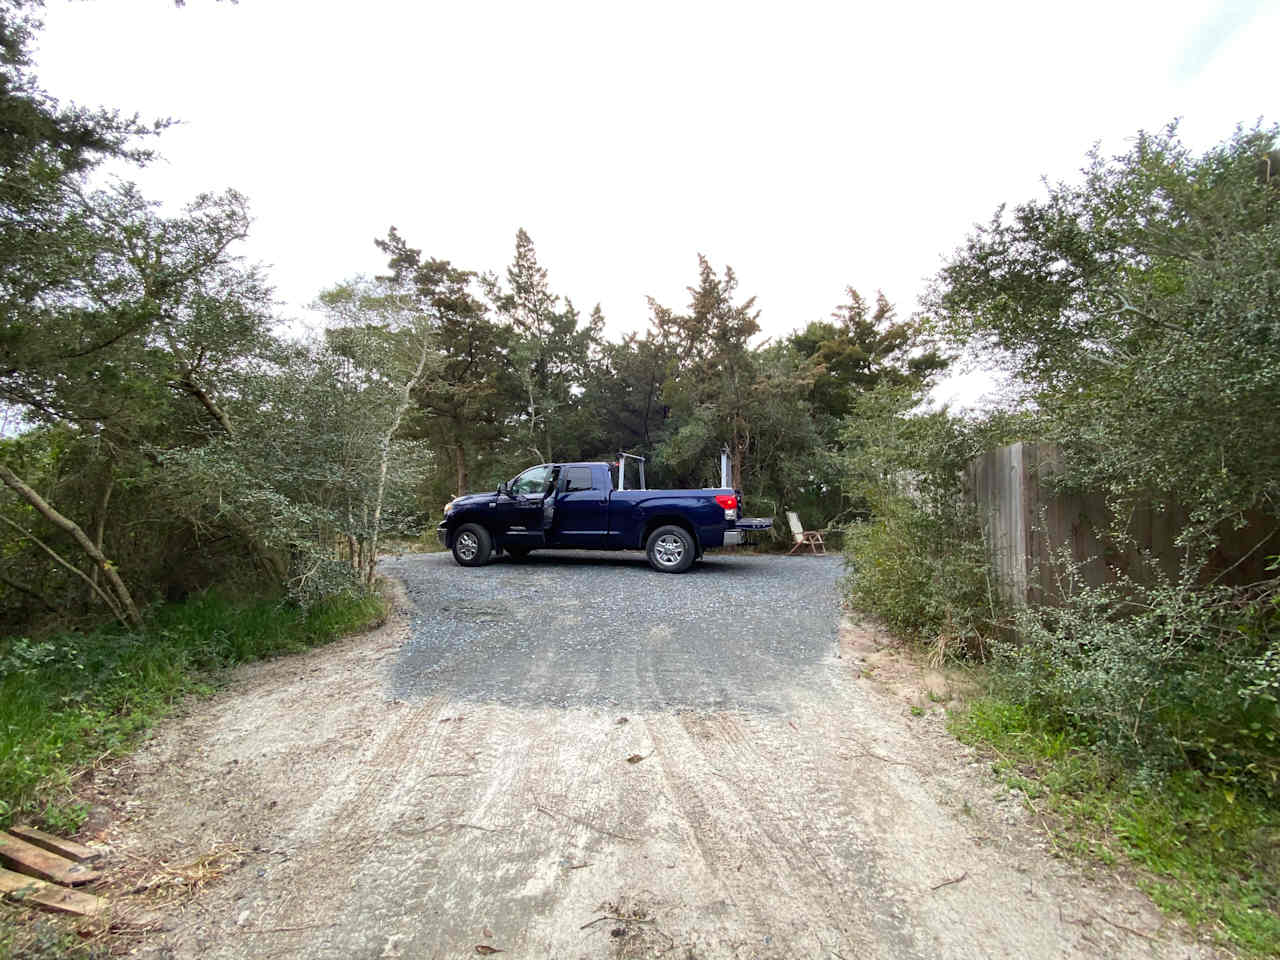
[964,442,1275,607]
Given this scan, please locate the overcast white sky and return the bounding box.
[31,0,1279,372]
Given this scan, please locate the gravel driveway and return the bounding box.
[111,550,1217,960]
[387,550,841,711]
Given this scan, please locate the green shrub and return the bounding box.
[840,383,1020,658]
[844,491,1001,657]
[0,587,384,829]
[0,915,110,960]
[997,570,1280,798]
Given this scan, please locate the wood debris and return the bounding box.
[0,867,104,917]
[9,826,101,863]
[0,831,102,885]
[930,870,968,890]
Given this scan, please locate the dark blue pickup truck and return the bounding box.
[437,461,770,573]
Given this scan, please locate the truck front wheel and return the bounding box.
[646,525,695,573]
[452,523,492,567]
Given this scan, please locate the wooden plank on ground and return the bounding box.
[0,867,104,917]
[0,866,46,896]
[27,882,105,917]
[9,826,101,863]
[0,831,101,885]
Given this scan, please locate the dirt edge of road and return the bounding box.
[43,577,1226,960]
[836,615,1234,956]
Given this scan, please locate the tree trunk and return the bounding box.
[526,380,542,462]
[1,515,128,622]
[0,515,126,622]
[454,442,467,497]
[88,463,113,600]
[731,420,745,490]
[0,463,142,628]
[159,314,234,438]
[365,329,435,586]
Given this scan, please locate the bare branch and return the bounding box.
[0,464,141,627]
[0,515,125,624]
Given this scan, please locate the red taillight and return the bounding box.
[715,494,737,510]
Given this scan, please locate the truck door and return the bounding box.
[552,464,609,548]
[495,464,558,547]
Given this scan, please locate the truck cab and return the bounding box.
[437,461,770,573]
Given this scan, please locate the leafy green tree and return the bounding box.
[932,121,1280,549]
[314,278,440,584]
[650,257,763,489]
[576,329,673,464]
[0,2,307,623]
[1,1,163,426]
[840,383,1007,650]
[639,257,828,536]
[784,288,947,525]
[484,229,599,463]
[0,0,277,624]
[914,122,1280,804]
[157,284,444,604]
[376,228,515,499]
[791,288,945,427]
[0,176,273,621]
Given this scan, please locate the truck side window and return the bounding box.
[510,465,553,495]
[563,466,593,492]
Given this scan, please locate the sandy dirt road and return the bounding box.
[103,552,1220,959]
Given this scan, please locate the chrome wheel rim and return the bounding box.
[653,534,685,567]
[456,531,479,561]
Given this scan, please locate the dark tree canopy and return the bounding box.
[791,288,946,424]
[931,121,1280,537]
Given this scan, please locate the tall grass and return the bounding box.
[0,588,384,830]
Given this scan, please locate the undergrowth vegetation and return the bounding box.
[1005,571,1280,798]
[841,384,1017,657]
[842,491,998,659]
[842,124,1280,953]
[0,588,384,831]
[844,416,1280,951]
[954,698,1280,957]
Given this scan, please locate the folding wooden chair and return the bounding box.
[786,511,826,555]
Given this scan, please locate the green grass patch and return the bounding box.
[0,914,108,960]
[0,587,385,831]
[952,694,1280,957]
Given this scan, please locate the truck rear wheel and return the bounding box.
[452,523,492,567]
[646,525,695,573]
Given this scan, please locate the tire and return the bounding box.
[506,546,532,561]
[451,523,492,567]
[645,524,695,573]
